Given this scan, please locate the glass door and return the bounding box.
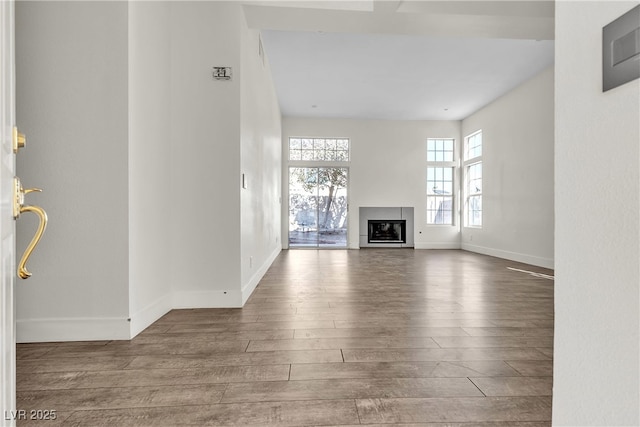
[289,167,348,248]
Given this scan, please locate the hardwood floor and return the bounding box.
[16,249,554,426]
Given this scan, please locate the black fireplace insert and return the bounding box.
[368,220,407,243]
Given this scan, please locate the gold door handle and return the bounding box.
[13,177,48,279]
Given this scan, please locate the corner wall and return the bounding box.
[553,1,639,425]
[461,66,554,269]
[169,2,282,308]
[128,1,173,336]
[169,2,243,308]
[240,23,282,303]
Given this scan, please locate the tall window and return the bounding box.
[289,138,349,161]
[464,131,482,227]
[426,138,455,225]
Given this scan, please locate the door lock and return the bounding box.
[13,177,48,279]
[13,127,25,153]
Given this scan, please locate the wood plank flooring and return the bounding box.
[16,249,554,426]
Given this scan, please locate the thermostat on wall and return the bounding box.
[603,5,640,92]
[213,67,232,81]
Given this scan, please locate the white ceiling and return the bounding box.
[245,1,555,121]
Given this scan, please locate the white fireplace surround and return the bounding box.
[359,207,414,248]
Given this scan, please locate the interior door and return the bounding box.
[1,0,17,422]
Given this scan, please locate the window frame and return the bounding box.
[288,137,350,163]
[286,137,351,249]
[426,138,456,226]
[463,130,483,228]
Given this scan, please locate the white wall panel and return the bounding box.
[169,2,242,301]
[462,67,555,268]
[554,1,640,425]
[15,1,130,341]
[128,0,173,337]
[239,19,282,303]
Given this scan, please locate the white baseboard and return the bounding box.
[129,292,173,338]
[16,249,286,342]
[462,243,554,269]
[172,289,243,308]
[17,317,131,343]
[414,242,462,250]
[241,246,281,305]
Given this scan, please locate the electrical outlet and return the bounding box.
[249,256,253,268]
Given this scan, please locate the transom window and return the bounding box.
[427,138,454,162]
[467,131,482,159]
[289,138,349,161]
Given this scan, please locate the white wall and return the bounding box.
[461,66,555,269]
[554,1,640,425]
[169,2,244,307]
[14,1,284,342]
[128,1,172,336]
[239,22,282,303]
[169,2,282,308]
[281,118,461,249]
[15,1,131,341]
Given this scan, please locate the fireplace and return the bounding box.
[368,220,407,244]
[359,207,414,248]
